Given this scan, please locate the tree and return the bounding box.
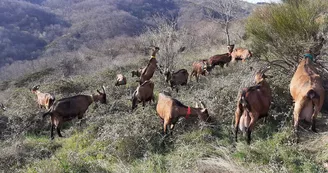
[188,0,239,45]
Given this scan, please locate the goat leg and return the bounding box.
[50,124,54,140]
[57,126,63,137]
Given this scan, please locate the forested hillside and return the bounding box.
[1,0,328,173]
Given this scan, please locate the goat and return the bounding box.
[164,68,189,92]
[139,46,161,84]
[0,103,6,111]
[234,66,271,144]
[115,74,127,86]
[156,93,210,135]
[290,58,325,142]
[190,60,209,82]
[131,68,143,77]
[231,47,252,62]
[132,80,155,110]
[31,85,55,110]
[207,44,234,71]
[43,86,106,140]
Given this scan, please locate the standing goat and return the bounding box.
[139,47,161,84]
[207,44,235,71]
[164,69,189,92]
[43,86,106,140]
[132,80,155,110]
[131,68,143,77]
[156,93,210,135]
[190,60,209,82]
[231,47,252,62]
[115,74,127,86]
[234,66,271,144]
[290,58,325,142]
[31,85,55,110]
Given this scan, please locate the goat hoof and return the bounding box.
[50,137,54,140]
[311,128,318,133]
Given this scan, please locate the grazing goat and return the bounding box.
[0,103,6,111]
[43,86,107,140]
[31,85,55,110]
[115,74,127,86]
[290,58,325,142]
[206,44,235,71]
[156,93,210,135]
[190,60,209,82]
[132,80,155,110]
[140,47,161,84]
[234,66,271,144]
[231,47,252,62]
[131,68,143,77]
[164,69,189,92]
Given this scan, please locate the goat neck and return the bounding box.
[178,106,207,121]
[90,94,102,103]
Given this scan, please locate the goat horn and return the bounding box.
[262,65,271,74]
[102,86,106,94]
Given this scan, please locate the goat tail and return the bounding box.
[307,89,319,100]
[240,90,251,112]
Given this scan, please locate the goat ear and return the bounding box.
[195,102,199,108]
[102,86,106,94]
[199,101,206,109]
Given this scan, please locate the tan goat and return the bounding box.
[132,80,155,110]
[31,85,55,110]
[115,74,127,86]
[231,47,252,62]
[234,66,271,144]
[290,58,325,141]
[156,93,210,135]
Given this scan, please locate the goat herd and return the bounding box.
[0,45,323,145]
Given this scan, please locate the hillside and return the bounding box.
[1,0,328,173]
[0,0,255,69]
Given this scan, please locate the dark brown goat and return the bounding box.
[207,44,234,71]
[43,86,106,140]
[31,85,55,110]
[132,80,155,110]
[164,69,189,92]
[131,68,143,77]
[140,47,161,84]
[234,66,271,144]
[156,93,210,135]
[190,60,209,82]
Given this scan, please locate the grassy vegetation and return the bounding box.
[0,1,327,173]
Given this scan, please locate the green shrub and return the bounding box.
[246,0,328,67]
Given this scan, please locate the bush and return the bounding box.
[246,0,328,68]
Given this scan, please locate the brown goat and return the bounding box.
[190,60,209,82]
[140,47,161,84]
[207,44,234,71]
[43,86,106,140]
[164,69,189,92]
[231,47,252,62]
[156,93,210,135]
[132,80,155,110]
[290,58,325,141]
[131,68,143,77]
[234,66,271,144]
[0,103,6,111]
[115,74,127,86]
[31,85,55,110]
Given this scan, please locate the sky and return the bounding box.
[243,0,281,3]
